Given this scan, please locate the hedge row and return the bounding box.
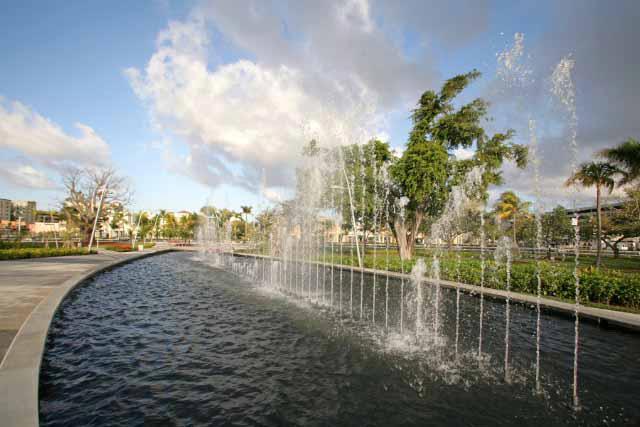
[334,254,640,310]
[0,248,95,260]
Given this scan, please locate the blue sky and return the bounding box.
[1,1,638,212]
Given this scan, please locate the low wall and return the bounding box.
[233,252,640,332]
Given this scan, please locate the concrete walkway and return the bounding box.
[0,248,174,427]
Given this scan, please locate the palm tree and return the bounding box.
[566,161,621,267]
[600,138,640,185]
[155,209,166,240]
[494,191,530,245]
[240,206,252,240]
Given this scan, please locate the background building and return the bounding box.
[0,199,11,221]
[11,200,37,224]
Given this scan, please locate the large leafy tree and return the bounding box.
[541,206,573,256]
[302,139,392,267]
[336,140,392,249]
[601,184,640,257]
[61,167,132,243]
[600,138,640,185]
[493,191,531,245]
[390,70,527,259]
[566,161,621,267]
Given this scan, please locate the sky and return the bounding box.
[1,0,639,213]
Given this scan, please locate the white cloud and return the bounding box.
[0,98,110,169]
[452,147,474,160]
[126,11,393,192]
[0,97,110,191]
[0,163,55,189]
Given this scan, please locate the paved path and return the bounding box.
[0,252,135,362]
[0,248,175,427]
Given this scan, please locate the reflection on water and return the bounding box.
[40,252,640,426]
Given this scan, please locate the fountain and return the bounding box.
[552,54,581,410]
[180,34,638,423]
[495,235,513,383]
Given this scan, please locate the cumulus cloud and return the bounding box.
[0,97,110,188]
[128,0,639,208]
[0,162,55,189]
[127,0,487,192]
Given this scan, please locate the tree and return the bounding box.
[336,140,392,255]
[600,138,640,185]
[566,161,620,267]
[390,71,527,259]
[154,210,166,239]
[109,204,125,239]
[541,206,573,256]
[177,212,198,242]
[162,212,178,238]
[137,213,154,244]
[601,184,640,257]
[493,191,531,245]
[240,205,252,241]
[255,208,277,238]
[61,167,132,243]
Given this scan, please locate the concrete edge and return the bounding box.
[0,248,175,427]
[233,252,640,332]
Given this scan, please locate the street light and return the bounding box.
[88,186,108,253]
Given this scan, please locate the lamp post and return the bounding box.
[17,216,22,242]
[88,186,108,253]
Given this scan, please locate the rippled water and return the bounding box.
[40,252,640,426]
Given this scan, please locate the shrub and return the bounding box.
[0,248,96,260]
[311,250,640,310]
[101,242,156,252]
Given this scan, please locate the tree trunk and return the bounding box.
[596,184,602,268]
[362,230,367,261]
[512,215,517,245]
[393,210,422,260]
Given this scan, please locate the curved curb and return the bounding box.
[234,253,640,332]
[0,249,175,427]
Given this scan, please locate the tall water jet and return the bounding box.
[429,166,483,342]
[322,220,327,304]
[338,166,344,315]
[383,164,391,330]
[330,179,335,307]
[315,221,320,302]
[432,255,441,335]
[359,143,366,320]
[552,55,580,410]
[495,236,513,382]
[411,258,427,339]
[530,118,544,393]
[478,207,486,358]
[371,143,378,325]
[455,244,462,358]
[350,171,356,316]
[397,197,410,334]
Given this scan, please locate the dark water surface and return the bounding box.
[40,252,640,426]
